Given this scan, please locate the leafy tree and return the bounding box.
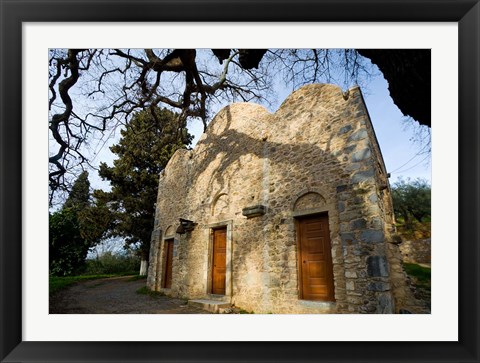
[48,48,430,200]
[391,178,431,230]
[49,171,95,275]
[63,170,90,211]
[93,107,193,275]
[77,200,114,245]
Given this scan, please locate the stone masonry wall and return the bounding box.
[147,84,420,313]
[399,238,431,265]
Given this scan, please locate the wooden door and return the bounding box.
[163,239,174,289]
[211,228,227,295]
[297,214,335,301]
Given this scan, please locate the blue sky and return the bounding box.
[358,75,431,184]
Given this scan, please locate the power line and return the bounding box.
[389,143,430,174]
[391,153,431,174]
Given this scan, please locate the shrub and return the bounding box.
[49,208,91,276]
[391,178,431,229]
[84,252,140,275]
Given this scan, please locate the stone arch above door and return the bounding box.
[293,191,327,211]
[211,193,230,216]
[164,225,175,237]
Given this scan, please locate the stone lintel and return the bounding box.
[242,205,267,218]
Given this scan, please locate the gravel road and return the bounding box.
[50,276,211,314]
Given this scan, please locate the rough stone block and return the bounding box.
[350,218,367,230]
[150,229,161,240]
[337,192,353,201]
[343,145,356,154]
[367,256,389,277]
[377,293,394,314]
[346,281,355,290]
[351,148,372,162]
[367,281,391,292]
[341,233,357,246]
[338,125,353,135]
[347,129,368,142]
[367,205,381,215]
[355,110,366,117]
[370,217,383,229]
[339,210,363,222]
[242,205,267,218]
[339,222,351,233]
[360,230,384,243]
[346,290,362,297]
[351,169,375,184]
[345,162,362,171]
[345,271,357,278]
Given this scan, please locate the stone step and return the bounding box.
[188,299,232,313]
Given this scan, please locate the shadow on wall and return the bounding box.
[188,104,341,206]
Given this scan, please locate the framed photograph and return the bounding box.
[1,0,479,362]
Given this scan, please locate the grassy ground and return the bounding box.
[403,262,431,308]
[136,285,165,298]
[128,275,148,282]
[49,272,139,296]
[403,263,431,289]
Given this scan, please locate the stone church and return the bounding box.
[147,84,424,314]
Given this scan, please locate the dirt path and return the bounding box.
[50,276,211,314]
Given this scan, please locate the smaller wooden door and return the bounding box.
[163,239,174,289]
[211,228,227,295]
[297,214,335,301]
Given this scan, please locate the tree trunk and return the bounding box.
[139,259,148,276]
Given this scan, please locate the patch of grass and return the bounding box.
[136,286,165,298]
[403,262,431,289]
[107,271,138,277]
[136,286,149,294]
[238,308,255,314]
[49,272,137,296]
[128,275,148,282]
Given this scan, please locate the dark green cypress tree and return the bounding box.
[94,107,192,274]
[63,171,90,211]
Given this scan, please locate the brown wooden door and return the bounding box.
[163,239,174,289]
[297,214,335,301]
[211,228,227,295]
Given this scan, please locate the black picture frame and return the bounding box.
[1,1,479,362]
